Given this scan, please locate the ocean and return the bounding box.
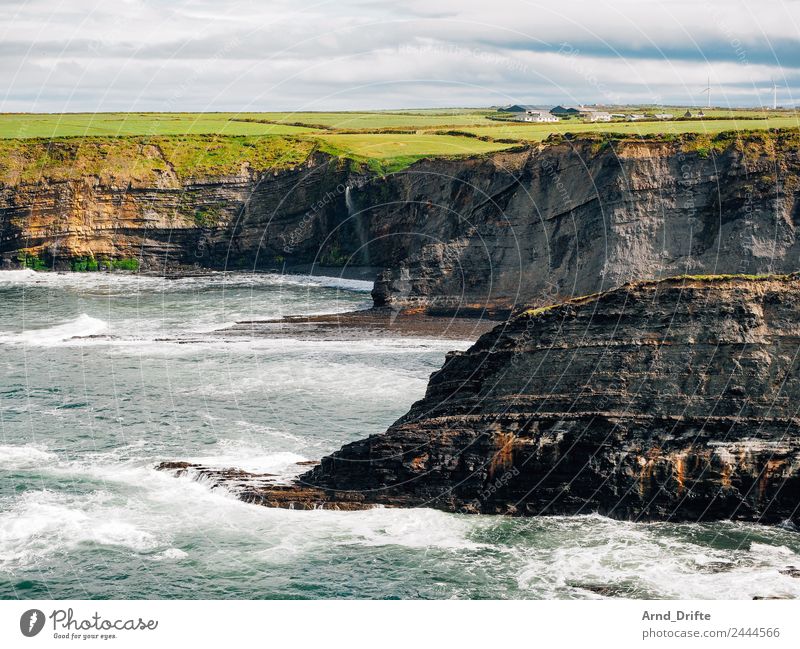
[1,270,798,599]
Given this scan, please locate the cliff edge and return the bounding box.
[160,274,800,524]
[4,131,800,320]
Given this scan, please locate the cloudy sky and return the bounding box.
[1,0,797,112]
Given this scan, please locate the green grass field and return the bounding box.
[1,108,798,175]
[0,111,501,139]
[461,115,800,141]
[0,113,321,139]
[232,111,498,130]
[316,132,516,170]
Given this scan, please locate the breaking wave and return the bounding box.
[0,313,108,346]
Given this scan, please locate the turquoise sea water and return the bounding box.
[1,269,799,600]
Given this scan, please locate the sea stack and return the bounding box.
[161,274,800,524]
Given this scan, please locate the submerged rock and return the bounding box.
[160,275,800,523]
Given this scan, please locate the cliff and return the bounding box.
[160,275,800,523]
[366,131,800,316]
[0,136,359,270]
[3,131,800,317]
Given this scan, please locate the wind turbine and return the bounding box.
[770,78,778,110]
[700,75,711,109]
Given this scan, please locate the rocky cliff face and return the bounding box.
[363,133,800,316]
[3,132,800,314]
[162,275,800,523]
[0,150,364,270]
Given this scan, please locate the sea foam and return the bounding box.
[0,269,37,282]
[0,444,58,469]
[0,313,108,346]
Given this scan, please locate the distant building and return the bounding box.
[550,105,580,116]
[499,104,539,113]
[684,110,693,118]
[654,113,674,120]
[568,106,612,121]
[516,110,560,123]
[626,113,646,121]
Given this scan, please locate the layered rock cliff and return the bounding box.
[366,131,800,316]
[0,138,363,270]
[3,132,800,318]
[160,275,800,523]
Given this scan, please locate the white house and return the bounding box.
[573,106,612,122]
[626,113,646,121]
[515,110,560,123]
[654,113,674,120]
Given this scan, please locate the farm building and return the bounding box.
[499,104,539,113]
[550,105,580,116]
[515,110,560,123]
[654,113,674,120]
[570,106,612,121]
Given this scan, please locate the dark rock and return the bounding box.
[222,308,499,341]
[159,275,800,523]
[369,134,800,316]
[155,461,197,472]
[568,583,635,598]
[694,561,735,574]
[154,462,373,511]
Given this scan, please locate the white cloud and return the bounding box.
[1,0,798,111]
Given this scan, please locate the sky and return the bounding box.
[1,0,798,112]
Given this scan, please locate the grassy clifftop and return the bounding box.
[0,132,519,184]
[0,135,318,185]
[1,112,799,185]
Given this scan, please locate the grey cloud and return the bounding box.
[1,0,799,111]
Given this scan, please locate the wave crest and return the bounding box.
[0,313,108,346]
[0,269,37,282]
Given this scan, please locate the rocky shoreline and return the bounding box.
[219,307,500,341]
[159,274,800,525]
